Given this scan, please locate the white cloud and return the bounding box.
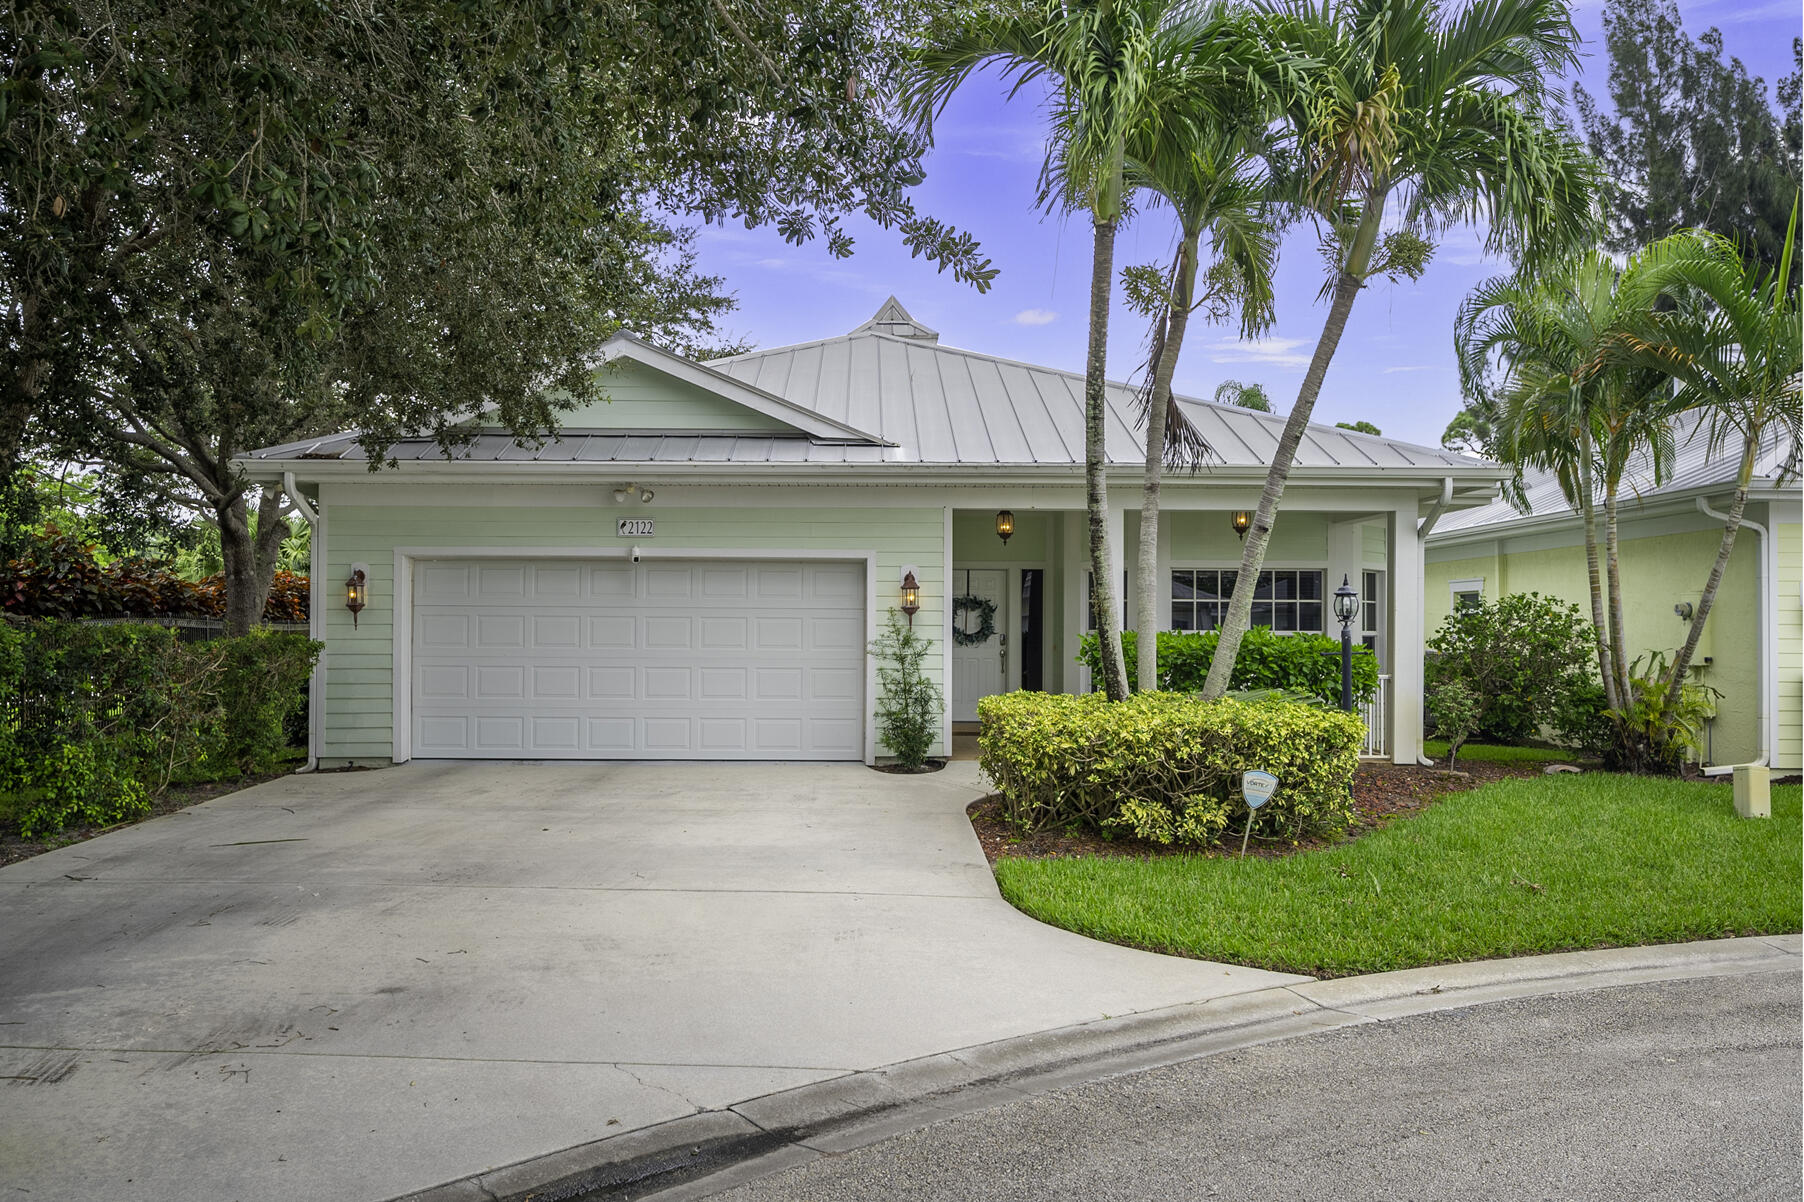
[1013,308,1059,326]
[1206,336,1311,369]
[1381,364,1437,375]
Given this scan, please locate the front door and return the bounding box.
[952,568,1008,722]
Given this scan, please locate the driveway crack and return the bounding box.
[615,1063,700,1113]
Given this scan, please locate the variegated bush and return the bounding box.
[976,692,1364,846]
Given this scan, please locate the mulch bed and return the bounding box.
[0,769,297,869]
[967,757,1554,863]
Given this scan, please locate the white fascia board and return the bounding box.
[1428,480,1797,549]
[597,335,890,446]
[242,456,1509,491]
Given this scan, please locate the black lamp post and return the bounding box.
[1332,574,1360,712]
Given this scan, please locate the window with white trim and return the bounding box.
[1449,577,1485,612]
[1170,569,1324,633]
[1361,570,1385,661]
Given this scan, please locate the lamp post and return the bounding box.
[1332,574,1359,713]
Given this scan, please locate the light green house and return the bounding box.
[1426,424,1801,772]
[243,298,1508,768]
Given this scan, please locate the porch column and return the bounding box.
[1154,509,1174,633]
[1111,500,1131,630]
[1325,519,1365,639]
[1388,503,1424,764]
[1063,510,1089,694]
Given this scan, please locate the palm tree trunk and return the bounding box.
[1199,270,1361,699]
[1086,211,1130,701]
[1602,475,1631,699]
[1134,231,1200,692]
[1575,428,1619,713]
[1663,434,1756,711]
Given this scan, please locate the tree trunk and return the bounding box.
[1662,434,1756,711]
[217,485,289,636]
[0,290,45,490]
[1199,270,1363,700]
[1575,427,1620,713]
[1602,474,1631,699]
[1134,230,1201,693]
[1086,212,1131,701]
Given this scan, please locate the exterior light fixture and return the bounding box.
[995,509,1015,545]
[640,488,655,504]
[1333,574,1360,712]
[345,565,368,629]
[612,483,637,504]
[1231,510,1252,539]
[899,569,921,626]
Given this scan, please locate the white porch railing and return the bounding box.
[1360,674,1390,758]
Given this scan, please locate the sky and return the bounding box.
[686,0,1802,451]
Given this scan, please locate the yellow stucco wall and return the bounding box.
[1427,523,1770,767]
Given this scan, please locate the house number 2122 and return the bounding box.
[617,518,655,537]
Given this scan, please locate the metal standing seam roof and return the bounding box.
[244,297,1492,473]
[1432,413,1802,538]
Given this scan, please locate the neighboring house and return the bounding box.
[242,298,1506,768]
[1426,421,1801,772]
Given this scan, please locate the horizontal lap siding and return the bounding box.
[319,498,946,762]
[1777,522,1801,771]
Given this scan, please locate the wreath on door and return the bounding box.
[952,593,998,646]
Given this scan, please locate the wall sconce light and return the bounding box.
[1674,600,1695,621]
[613,483,654,504]
[899,568,921,626]
[1231,510,1252,539]
[995,509,1015,545]
[639,487,654,504]
[345,565,368,629]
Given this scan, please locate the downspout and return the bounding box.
[284,472,322,773]
[1414,478,1456,765]
[1696,497,1770,774]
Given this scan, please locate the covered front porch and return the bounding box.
[943,490,1433,764]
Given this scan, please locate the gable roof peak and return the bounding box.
[852,296,938,342]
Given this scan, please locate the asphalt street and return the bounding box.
[707,970,1803,1202]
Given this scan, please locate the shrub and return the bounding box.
[1610,651,1721,774]
[868,609,943,769]
[977,691,1364,847]
[0,527,310,621]
[0,619,321,836]
[1425,592,1594,743]
[1427,678,1482,770]
[1077,627,1379,703]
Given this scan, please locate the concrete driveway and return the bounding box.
[0,760,1303,1202]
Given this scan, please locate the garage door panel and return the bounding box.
[533,665,581,699]
[414,559,866,760]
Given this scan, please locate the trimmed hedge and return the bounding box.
[0,528,309,621]
[0,619,320,837]
[977,691,1364,847]
[1077,628,1379,703]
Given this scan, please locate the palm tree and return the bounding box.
[1620,213,1802,716]
[1456,249,1679,719]
[905,0,1282,700]
[1197,0,1597,701]
[1124,123,1279,691]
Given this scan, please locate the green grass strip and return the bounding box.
[993,776,1801,978]
[1422,740,1573,763]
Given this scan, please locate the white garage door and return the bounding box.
[411,559,866,760]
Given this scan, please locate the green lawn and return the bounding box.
[993,776,1801,978]
[1422,740,1574,763]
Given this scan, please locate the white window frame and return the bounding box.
[1449,577,1485,611]
[1168,563,1329,636]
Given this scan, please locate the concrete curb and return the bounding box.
[394,934,1801,1202]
